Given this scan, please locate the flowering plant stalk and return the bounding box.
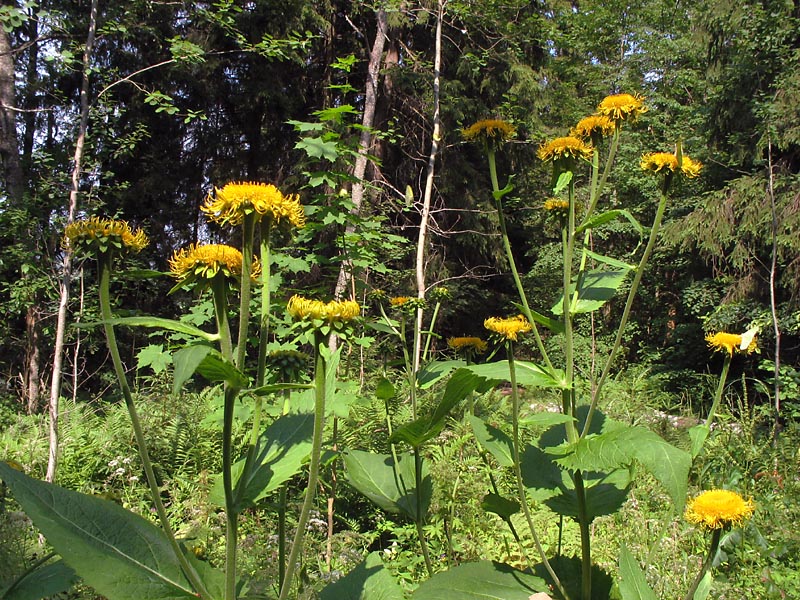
[464,94,698,600]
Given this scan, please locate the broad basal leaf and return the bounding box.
[319,552,404,600]
[618,545,657,600]
[551,269,630,316]
[548,422,691,509]
[0,463,201,600]
[468,415,514,468]
[412,561,548,599]
[209,412,314,511]
[1,559,79,600]
[343,450,431,521]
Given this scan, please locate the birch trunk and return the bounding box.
[46,0,99,483]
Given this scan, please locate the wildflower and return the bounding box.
[484,315,532,341]
[685,489,755,530]
[286,295,360,324]
[596,93,647,122]
[705,330,758,356]
[462,119,516,144]
[63,217,148,255]
[390,296,412,307]
[447,337,488,354]
[430,286,451,301]
[537,136,593,163]
[168,243,261,283]
[201,181,306,229]
[266,349,310,383]
[571,115,615,140]
[543,198,570,214]
[640,152,702,178]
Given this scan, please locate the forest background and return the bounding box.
[1,0,799,598]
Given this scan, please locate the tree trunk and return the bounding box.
[25,305,42,414]
[46,0,99,483]
[0,27,24,199]
[412,0,444,373]
[333,8,388,300]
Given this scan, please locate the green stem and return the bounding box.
[487,149,553,371]
[414,448,434,577]
[256,223,273,387]
[278,483,287,588]
[278,333,329,600]
[581,128,620,226]
[210,275,238,600]
[705,354,732,427]
[422,301,442,362]
[583,190,670,437]
[98,255,211,599]
[574,471,592,600]
[684,528,722,600]
[507,341,570,600]
[235,213,256,371]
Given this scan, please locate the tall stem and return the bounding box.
[583,190,669,437]
[236,213,256,371]
[507,342,570,600]
[487,148,553,371]
[98,256,211,599]
[705,354,732,427]
[414,449,434,577]
[683,529,722,600]
[279,333,329,600]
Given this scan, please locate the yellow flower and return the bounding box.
[596,93,647,122]
[705,330,758,356]
[447,337,488,354]
[390,296,412,307]
[640,152,703,178]
[537,136,593,162]
[685,489,755,530]
[571,115,616,140]
[484,315,532,341]
[201,181,306,229]
[543,198,570,213]
[168,243,261,282]
[286,295,360,323]
[63,217,148,255]
[462,119,516,143]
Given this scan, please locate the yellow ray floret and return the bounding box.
[63,217,148,254]
[537,136,593,162]
[596,93,647,121]
[484,315,532,341]
[462,119,516,143]
[705,331,758,356]
[571,115,616,139]
[169,243,261,282]
[201,181,306,229]
[447,337,488,354]
[640,152,702,178]
[685,489,755,530]
[286,295,360,323]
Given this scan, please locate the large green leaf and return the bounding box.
[343,450,431,521]
[0,463,203,600]
[465,361,562,389]
[468,415,514,467]
[209,412,314,510]
[412,561,548,599]
[551,269,630,316]
[319,552,404,600]
[618,545,657,600]
[548,422,691,510]
[416,360,465,389]
[521,444,631,520]
[576,209,643,236]
[80,316,219,342]
[1,559,79,600]
[173,345,248,393]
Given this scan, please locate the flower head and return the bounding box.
[63,217,148,255]
[448,336,488,354]
[571,115,616,140]
[543,197,570,215]
[201,182,306,229]
[685,489,755,530]
[430,286,451,301]
[266,349,310,383]
[640,152,702,178]
[537,136,593,163]
[596,93,647,122]
[484,315,532,341]
[168,243,261,284]
[286,295,360,324]
[390,296,412,307]
[462,119,516,145]
[705,330,758,356]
